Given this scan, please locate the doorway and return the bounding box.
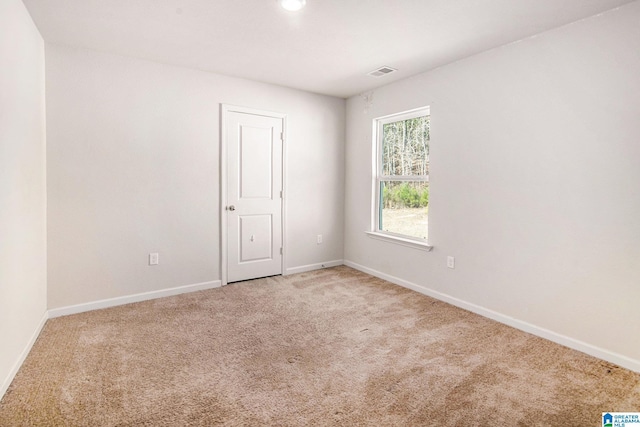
[221,105,285,284]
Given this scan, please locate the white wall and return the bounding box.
[0,0,48,397]
[345,2,640,370]
[45,44,345,310]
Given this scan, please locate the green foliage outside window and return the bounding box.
[382,182,429,208]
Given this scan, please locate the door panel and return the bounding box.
[239,214,273,262]
[226,109,283,283]
[240,126,273,199]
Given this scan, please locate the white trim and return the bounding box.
[284,259,344,275]
[220,105,228,286]
[281,116,288,283]
[48,280,221,318]
[375,106,431,124]
[365,231,433,251]
[380,176,430,182]
[220,104,286,286]
[1,311,48,399]
[344,260,640,373]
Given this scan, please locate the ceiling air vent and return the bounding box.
[367,66,397,77]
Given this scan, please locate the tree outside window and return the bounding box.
[375,107,430,241]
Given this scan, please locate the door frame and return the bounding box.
[220,104,287,286]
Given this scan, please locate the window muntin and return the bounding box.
[375,108,430,242]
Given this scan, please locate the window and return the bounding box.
[372,107,430,245]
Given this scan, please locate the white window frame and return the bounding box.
[367,106,433,251]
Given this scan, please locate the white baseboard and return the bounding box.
[1,311,48,400]
[49,280,222,318]
[285,259,344,275]
[344,260,640,373]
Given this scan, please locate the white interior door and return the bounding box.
[225,109,283,283]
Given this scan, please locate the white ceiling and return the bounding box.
[23,0,635,98]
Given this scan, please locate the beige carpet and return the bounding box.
[1,266,639,426]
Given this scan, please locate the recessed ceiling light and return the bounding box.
[279,0,306,12]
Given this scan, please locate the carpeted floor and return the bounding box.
[1,266,639,426]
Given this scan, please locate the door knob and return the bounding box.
[228,205,236,211]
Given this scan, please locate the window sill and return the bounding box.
[365,231,433,252]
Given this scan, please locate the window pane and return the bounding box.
[382,115,430,176]
[379,181,429,240]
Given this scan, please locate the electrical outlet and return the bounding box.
[447,256,455,269]
[317,234,323,244]
[149,253,159,265]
